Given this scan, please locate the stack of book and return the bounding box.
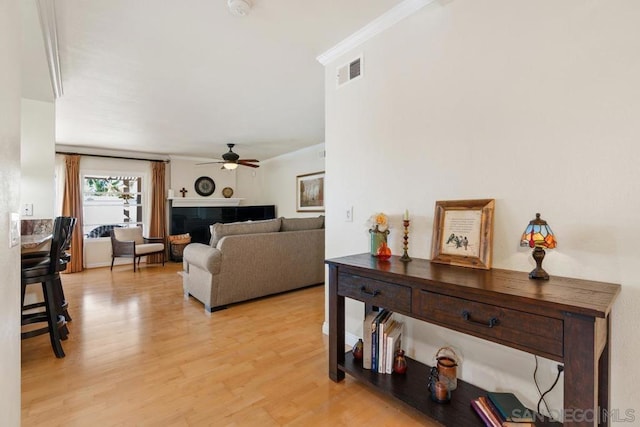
[471,392,535,427]
[362,310,403,374]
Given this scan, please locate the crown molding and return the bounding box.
[56,144,171,162]
[316,0,436,66]
[36,0,63,98]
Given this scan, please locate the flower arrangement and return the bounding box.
[368,212,389,233]
[368,212,390,256]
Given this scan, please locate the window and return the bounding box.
[82,175,143,238]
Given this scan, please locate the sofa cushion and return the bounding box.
[209,218,282,247]
[280,216,324,232]
[135,243,165,255]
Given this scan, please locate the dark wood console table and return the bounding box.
[326,253,620,427]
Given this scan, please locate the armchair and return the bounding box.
[110,226,165,272]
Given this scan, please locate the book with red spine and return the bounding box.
[478,396,508,427]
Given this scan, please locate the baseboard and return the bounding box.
[322,321,359,347]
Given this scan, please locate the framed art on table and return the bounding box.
[430,199,495,270]
[296,171,325,212]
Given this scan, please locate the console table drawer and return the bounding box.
[414,290,563,357]
[338,273,411,313]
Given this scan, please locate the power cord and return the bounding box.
[533,355,564,416]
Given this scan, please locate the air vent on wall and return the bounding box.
[336,54,363,87]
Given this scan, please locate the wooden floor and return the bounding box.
[21,262,438,426]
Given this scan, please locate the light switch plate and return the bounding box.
[23,203,33,216]
[345,206,353,222]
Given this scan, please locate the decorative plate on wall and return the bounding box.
[222,187,234,198]
[194,176,215,196]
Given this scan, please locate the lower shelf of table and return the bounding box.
[340,351,562,427]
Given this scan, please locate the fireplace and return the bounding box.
[170,203,276,244]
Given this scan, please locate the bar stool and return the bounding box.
[21,216,75,358]
[22,217,76,322]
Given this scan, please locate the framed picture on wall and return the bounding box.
[296,171,325,212]
[430,199,495,270]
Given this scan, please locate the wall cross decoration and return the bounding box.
[179,187,188,197]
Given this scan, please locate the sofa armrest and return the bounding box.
[183,243,222,275]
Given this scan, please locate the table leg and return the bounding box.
[564,312,598,426]
[329,265,345,382]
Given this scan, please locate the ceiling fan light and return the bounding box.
[228,0,251,16]
[223,162,239,170]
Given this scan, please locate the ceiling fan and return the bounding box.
[198,144,260,170]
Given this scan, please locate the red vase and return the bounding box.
[352,338,364,360]
[377,241,392,261]
[393,349,408,374]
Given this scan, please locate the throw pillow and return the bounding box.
[280,215,325,232]
[209,218,282,247]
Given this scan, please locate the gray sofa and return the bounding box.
[182,216,325,312]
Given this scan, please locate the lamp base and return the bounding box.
[529,268,549,280]
[529,247,550,280]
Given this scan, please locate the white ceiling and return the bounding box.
[24,0,405,161]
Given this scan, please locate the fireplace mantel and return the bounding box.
[169,197,243,207]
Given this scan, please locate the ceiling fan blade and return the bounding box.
[196,161,224,165]
[238,161,260,168]
[237,159,259,163]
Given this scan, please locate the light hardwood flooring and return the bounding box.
[21,262,438,426]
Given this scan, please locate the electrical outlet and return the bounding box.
[345,206,353,222]
[23,203,33,216]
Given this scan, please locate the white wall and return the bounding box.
[235,166,264,206]
[168,157,237,200]
[21,98,55,219]
[324,0,640,420]
[168,149,326,217]
[0,0,23,424]
[260,143,326,217]
[170,157,268,205]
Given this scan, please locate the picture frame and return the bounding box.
[430,199,495,270]
[296,171,325,212]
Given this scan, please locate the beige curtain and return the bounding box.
[147,161,166,264]
[62,154,84,273]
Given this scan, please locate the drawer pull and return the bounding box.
[461,310,499,328]
[360,286,380,297]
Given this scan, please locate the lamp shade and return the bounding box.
[520,213,556,249]
[223,162,238,170]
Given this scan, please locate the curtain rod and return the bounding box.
[56,151,170,163]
